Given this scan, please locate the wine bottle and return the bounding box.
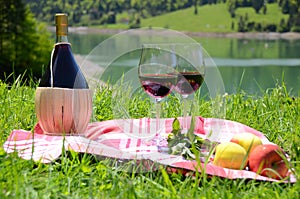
[35,13,92,136]
[39,13,88,89]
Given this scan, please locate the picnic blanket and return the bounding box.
[2,117,296,183]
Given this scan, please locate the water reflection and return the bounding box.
[216,65,300,95]
[67,33,300,96]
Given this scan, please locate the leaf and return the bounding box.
[167,117,207,160]
[171,117,181,136]
[187,115,196,141]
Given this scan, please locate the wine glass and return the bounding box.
[169,43,205,133]
[138,44,178,147]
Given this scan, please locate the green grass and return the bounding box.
[141,3,235,32]
[0,77,299,198]
[98,3,289,33]
[235,3,289,26]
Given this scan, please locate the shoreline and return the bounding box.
[48,26,300,40]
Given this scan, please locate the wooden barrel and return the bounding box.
[35,87,92,135]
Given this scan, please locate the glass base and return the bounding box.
[143,133,169,153]
[154,134,169,153]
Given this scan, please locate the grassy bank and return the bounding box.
[0,79,299,198]
[141,3,288,32]
[99,3,289,33]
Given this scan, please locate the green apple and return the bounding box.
[230,132,262,154]
[213,142,248,170]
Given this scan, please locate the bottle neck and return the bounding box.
[56,35,69,44]
[55,14,68,44]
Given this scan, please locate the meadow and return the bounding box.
[0,77,299,198]
[141,3,288,32]
[101,3,289,33]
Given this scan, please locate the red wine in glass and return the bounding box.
[138,45,179,150]
[140,74,177,99]
[176,71,204,97]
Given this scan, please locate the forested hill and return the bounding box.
[25,0,195,25]
[25,0,300,33]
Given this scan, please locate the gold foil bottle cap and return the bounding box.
[55,13,68,36]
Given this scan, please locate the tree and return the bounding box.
[278,0,300,31]
[194,0,198,15]
[227,0,236,18]
[25,0,197,25]
[252,0,264,13]
[0,0,52,82]
[262,4,267,14]
[238,16,246,32]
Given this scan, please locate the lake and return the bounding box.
[67,30,300,96]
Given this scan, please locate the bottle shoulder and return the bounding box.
[55,42,71,46]
[54,42,72,50]
[39,43,89,89]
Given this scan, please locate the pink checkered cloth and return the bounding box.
[3,117,296,183]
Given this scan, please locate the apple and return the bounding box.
[248,144,289,180]
[213,142,248,170]
[230,132,262,154]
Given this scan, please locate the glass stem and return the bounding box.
[182,96,189,133]
[155,98,161,139]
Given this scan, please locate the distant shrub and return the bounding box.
[262,5,267,15]
[254,22,263,31]
[129,23,141,29]
[164,24,170,29]
[263,24,277,32]
[231,21,235,30]
[78,14,90,26]
[244,13,249,21]
[129,17,141,29]
[227,0,236,18]
[107,12,116,24]
[246,21,255,31]
[291,25,300,32]
[278,18,290,33]
[238,16,245,32]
